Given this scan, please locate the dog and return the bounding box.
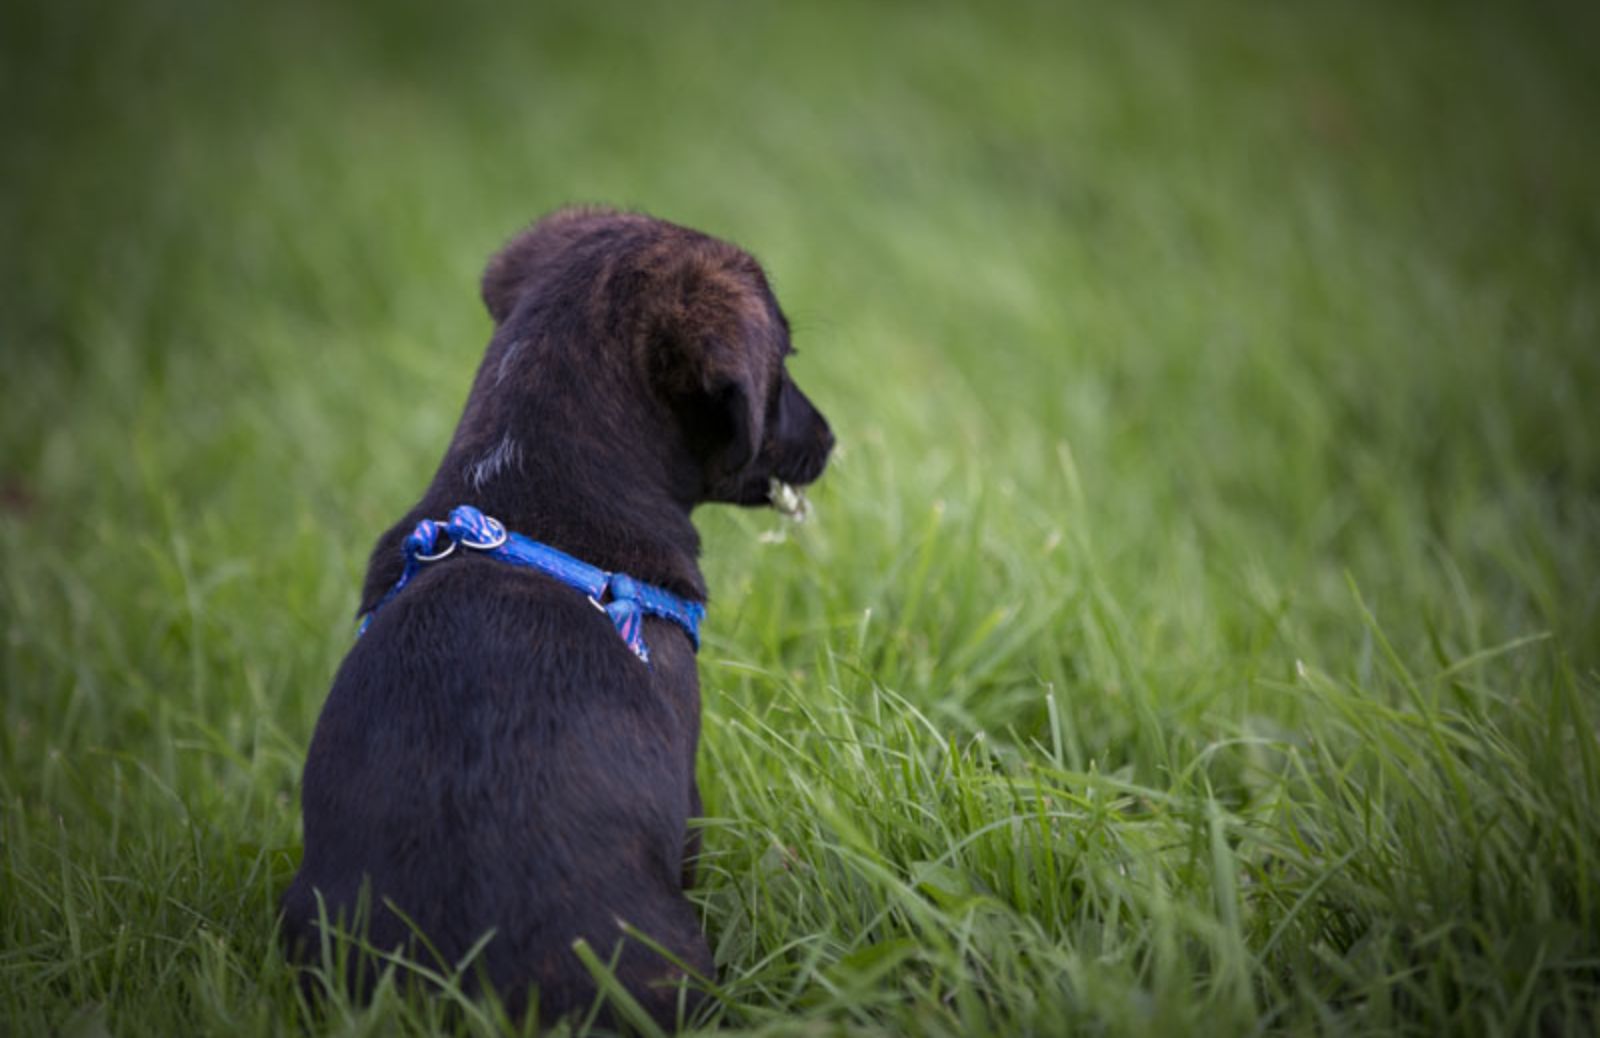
[280,207,833,1027]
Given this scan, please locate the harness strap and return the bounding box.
[359,504,705,665]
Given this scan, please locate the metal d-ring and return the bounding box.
[414,536,457,563]
[460,515,509,551]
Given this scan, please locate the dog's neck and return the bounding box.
[360,406,707,617]
[452,425,705,596]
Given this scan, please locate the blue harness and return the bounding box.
[359,504,705,664]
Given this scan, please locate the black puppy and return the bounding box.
[281,207,833,1026]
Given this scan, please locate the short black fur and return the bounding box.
[280,207,833,1027]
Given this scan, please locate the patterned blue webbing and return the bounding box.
[358,504,704,664]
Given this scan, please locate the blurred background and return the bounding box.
[2,0,1598,1031]
[4,0,1595,697]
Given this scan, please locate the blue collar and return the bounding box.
[359,504,705,664]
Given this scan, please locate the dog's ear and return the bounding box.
[481,231,538,324]
[481,207,623,323]
[647,255,772,480]
[694,341,764,478]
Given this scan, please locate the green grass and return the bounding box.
[3,0,1598,1033]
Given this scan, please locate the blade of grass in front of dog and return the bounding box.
[615,918,731,1025]
[571,938,670,1038]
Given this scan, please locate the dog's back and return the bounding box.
[281,557,710,1021]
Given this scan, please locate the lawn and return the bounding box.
[3,0,1598,1034]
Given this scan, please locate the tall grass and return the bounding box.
[3,0,1597,1033]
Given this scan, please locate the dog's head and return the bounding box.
[479,207,833,510]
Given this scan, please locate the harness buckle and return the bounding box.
[413,536,457,563]
[459,515,509,551]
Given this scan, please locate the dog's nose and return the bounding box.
[818,425,836,457]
